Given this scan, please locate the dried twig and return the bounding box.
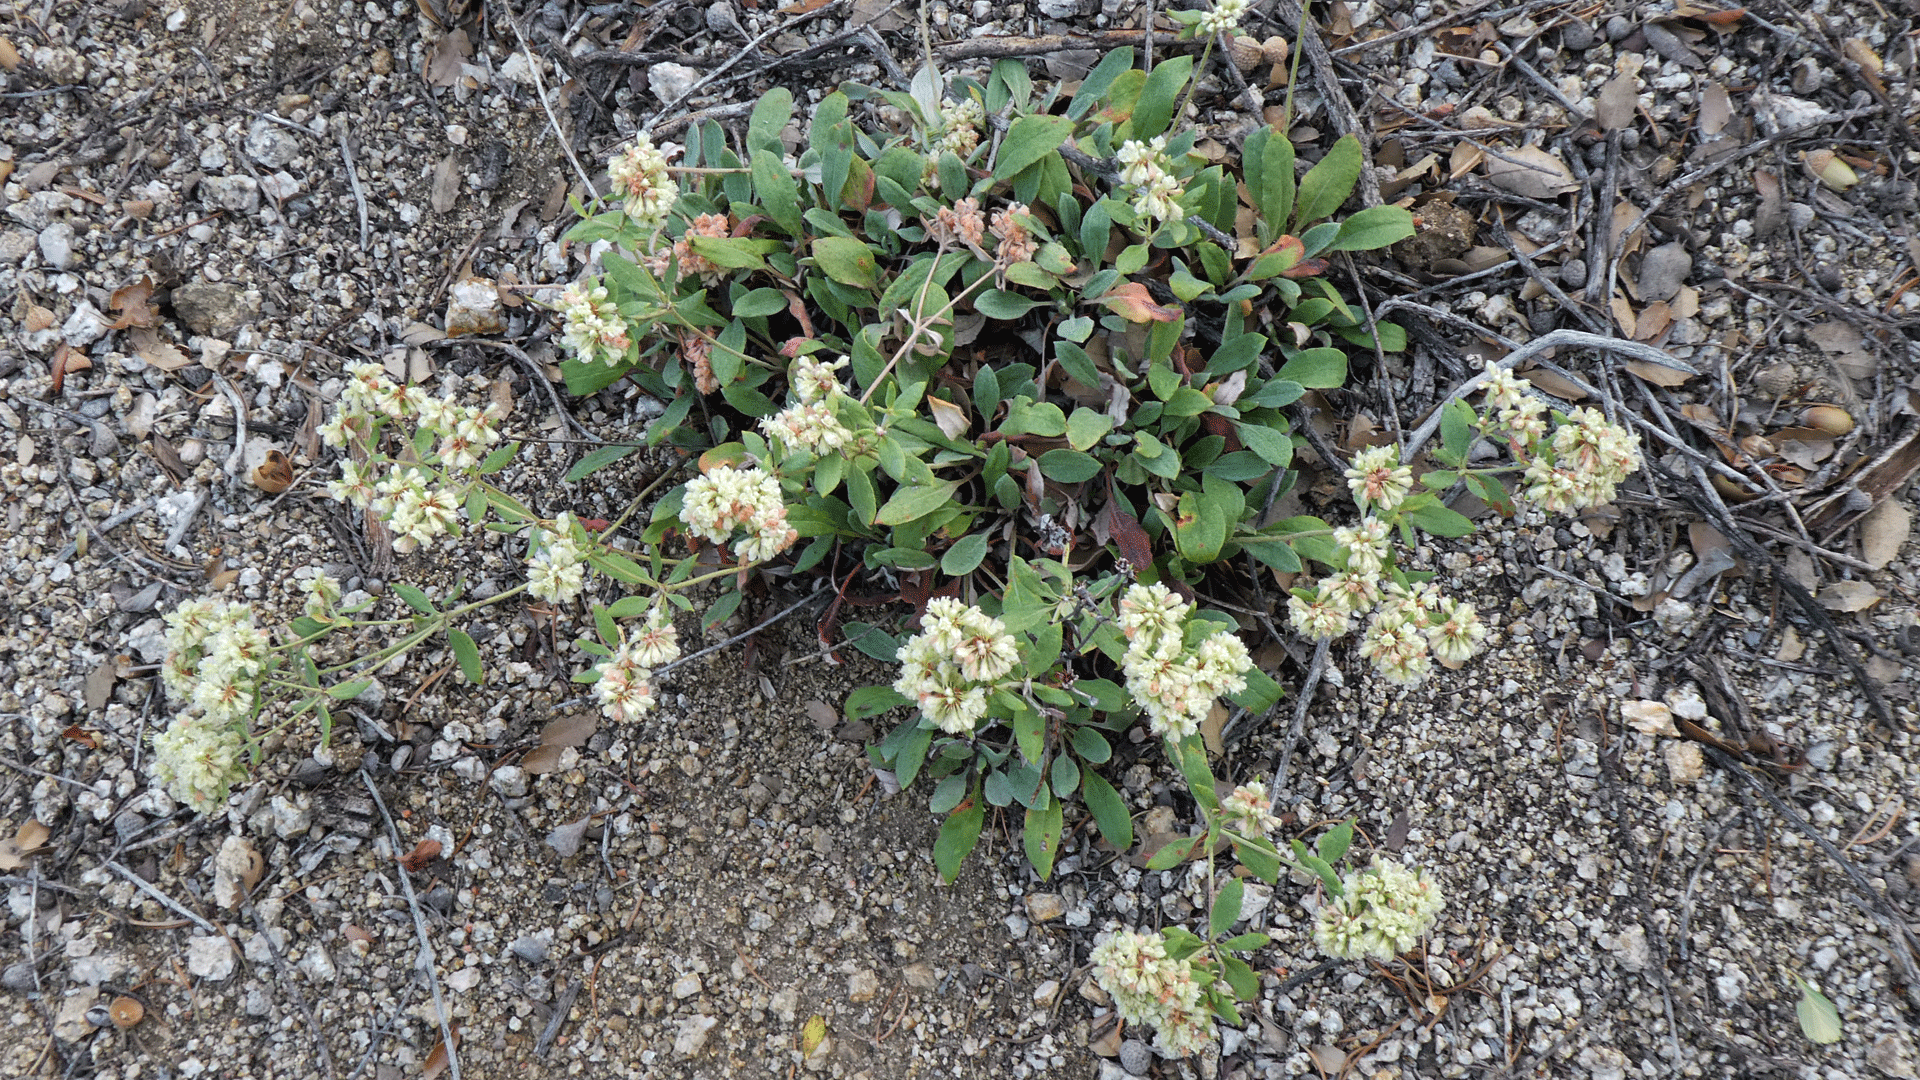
[643,0,850,131]
[250,907,339,1080]
[534,978,582,1058]
[451,339,600,444]
[503,2,596,197]
[934,29,1199,61]
[101,860,220,935]
[334,118,370,252]
[1268,639,1330,804]
[359,770,461,1080]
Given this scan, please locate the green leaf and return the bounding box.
[1070,47,1135,120]
[686,234,773,271]
[564,443,640,483]
[1209,878,1245,938]
[587,550,652,586]
[747,87,794,154]
[1440,397,1477,463]
[1038,449,1102,483]
[1055,342,1102,389]
[812,235,880,289]
[1071,726,1112,763]
[1316,819,1353,864]
[733,287,789,318]
[1328,204,1416,251]
[1023,797,1064,880]
[975,289,1042,319]
[1081,769,1133,849]
[1145,833,1208,870]
[1221,955,1260,1000]
[1795,976,1842,1045]
[1245,127,1296,232]
[1049,753,1080,797]
[941,532,990,576]
[846,685,911,720]
[325,678,371,701]
[1066,407,1113,451]
[392,583,436,615]
[1130,55,1193,141]
[1275,347,1348,389]
[476,440,519,475]
[1220,932,1271,952]
[1162,387,1215,417]
[1292,135,1363,228]
[752,148,803,237]
[935,792,986,882]
[1013,701,1044,765]
[1236,421,1293,467]
[447,628,483,685]
[993,113,1076,180]
[875,480,961,527]
[1403,498,1476,538]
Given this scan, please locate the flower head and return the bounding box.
[1426,598,1487,664]
[893,599,1016,734]
[1313,860,1445,962]
[149,713,249,812]
[680,465,797,563]
[607,134,679,232]
[1221,781,1281,836]
[559,280,631,368]
[1345,445,1413,513]
[1197,0,1252,35]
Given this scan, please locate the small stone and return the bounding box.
[270,795,311,839]
[38,222,75,271]
[1038,0,1080,15]
[1560,19,1596,50]
[244,119,302,168]
[673,1014,718,1056]
[846,969,878,1003]
[1119,1039,1153,1075]
[901,961,937,990]
[201,175,261,214]
[489,765,529,798]
[1025,893,1066,922]
[212,835,261,909]
[1559,258,1588,287]
[1868,1033,1919,1079]
[1032,979,1061,1007]
[185,936,236,981]
[299,945,336,981]
[1637,242,1692,302]
[290,758,329,787]
[444,277,505,337]
[1,962,36,993]
[0,230,36,265]
[1604,14,1633,41]
[509,935,550,963]
[53,993,100,1042]
[422,886,456,914]
[61,301,109,347]
[171,280,261,337]
[672,972,704,999]
[1664,741,1704,783]
[647,62,702,103]
[445,966,482,992]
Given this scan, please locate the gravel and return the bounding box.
[4,0,1919,1077]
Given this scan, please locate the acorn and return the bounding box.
[1803,149,1859,192]
[1753,361,1796,397]
[1228,35,1263,71]
[1262,35,1291,66]
[1802,405,1854,435]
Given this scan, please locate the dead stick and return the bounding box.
[360,770,462,1080]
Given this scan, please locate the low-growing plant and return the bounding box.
[140,9,1643,1057]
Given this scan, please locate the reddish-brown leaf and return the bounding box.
[399,839,442,872]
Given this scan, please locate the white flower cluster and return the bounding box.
[1115,136,1186,226]
[1198,0,1252,34]
[760,355,855,456]
[1089,929,1214,1057]
[1479,365,1642,513]
[1289,572,1486,685]
[1116,583,1252,740]
[936,97,984,159]
[594,607,681,723]
[1312,860,1445,962]
[893,597,1019,735]
[1220,781,1281,836]
[528,514,589,604]
[320,363,504,553]
[1343,445,1414,514]
[607,134,679,233]
[681,465,799,563]
[152,598,268,811]
[558,280,631,368]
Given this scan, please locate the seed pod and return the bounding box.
[250,449,293,494]
[1802,405,1854,435]
[1262,35,1291,66]
[109,997,144,1029]
[1228,35,1263,71]
[1754,361,1796,397]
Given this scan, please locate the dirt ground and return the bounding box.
[3,0,1920,1078]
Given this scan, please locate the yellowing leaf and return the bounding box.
[1795,976,1842,1045]
[801,1015,828,1055]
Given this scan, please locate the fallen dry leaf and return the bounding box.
[424,29,472,88]
[400,839,443,872]
[1818,579,1882,612]
[1776,625,1805,662]
[430,153,461,215]
[422,1025,461,1080]
[108,277,160,330]
[1596,74,1640,132]
[523,713,597,774]
[0,37,17,72]
[250,449,294,494]
[1807,321,1875,380]
[0,820,51,870]
[1484,145,1579,199]
[1859,499,1911,571]
[1699,82,1733,135]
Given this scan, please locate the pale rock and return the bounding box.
[444,277,505,337]
[647,62,702,103]
[1869,1033,1919,1079]
[244,119,302,168]
[901,961,938,990]
[201,175,261,214]
[299,944,336,981]
[671,972,703,999]
[1025,893,1066,922]
[269,795,311,839]
[185,936,236,980]
[770,987,799,1022]
[446,966,482,992]
[1621,700,1677,737]
[1638,243,1692,302]
[846,968,878,1003]
[673,1014,718,1056]
[212,835,261,909]
[1663,741,1704,784]
[0,230,36,265]
[38,222,75,271]
[489,765,528,798]
[171,281,260,337]
[53,992,100,1042]
[61,301,108,347]
[1577,1045,1629,1080]
[1666,688,1708,721]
